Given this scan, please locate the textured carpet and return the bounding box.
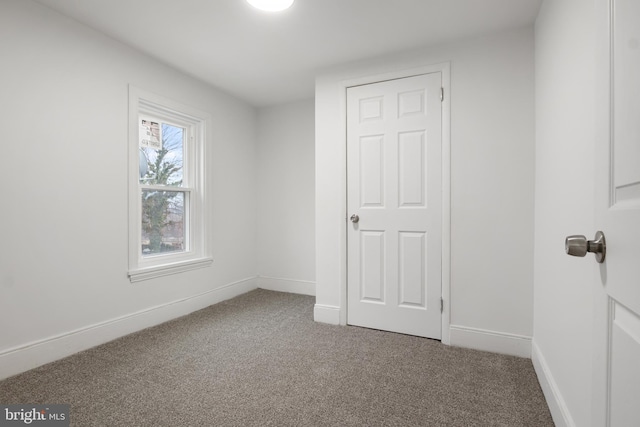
[0,290,553,426]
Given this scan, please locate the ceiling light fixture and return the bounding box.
[246,0,294,12]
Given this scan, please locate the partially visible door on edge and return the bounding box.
[594,0,640,425]
[346,73,442,339]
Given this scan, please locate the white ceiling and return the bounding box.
[34,0,542,107]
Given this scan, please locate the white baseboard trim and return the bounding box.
[314,304,341,325]
[257,276,316,296]
[0,276,258,381]
[531,340,575,427]
[449,325,532,358]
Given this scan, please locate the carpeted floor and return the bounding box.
[0,290,553,426]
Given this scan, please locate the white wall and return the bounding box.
[315,27,535,356]
[256,100,315,295]
[0,0,258,379]
[532,0,596,426]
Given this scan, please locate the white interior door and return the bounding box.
[346,73,442,339]
[593,0,640,425]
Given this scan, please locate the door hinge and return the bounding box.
[440,298,444,313]
[440,87,444,102]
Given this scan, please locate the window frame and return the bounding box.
[128,86,212,282]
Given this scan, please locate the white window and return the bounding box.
[128,86,211,282]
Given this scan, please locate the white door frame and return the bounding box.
[338,62,451,344]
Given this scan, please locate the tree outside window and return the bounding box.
[140,123,185,256]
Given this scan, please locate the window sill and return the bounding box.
[128,257,213,283]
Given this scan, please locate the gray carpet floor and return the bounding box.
[0,290,553,426]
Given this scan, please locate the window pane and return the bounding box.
[140,122,184,186]
[141,190,185,256]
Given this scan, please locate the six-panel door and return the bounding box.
[346,73,442,339]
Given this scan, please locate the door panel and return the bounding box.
[347,73,442,339]
[613,0,640,200]
[398,231,426,308]
[398,131,426,207]
[361,231,385,303]
[359,135,385,207]
[609,302,640,427]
